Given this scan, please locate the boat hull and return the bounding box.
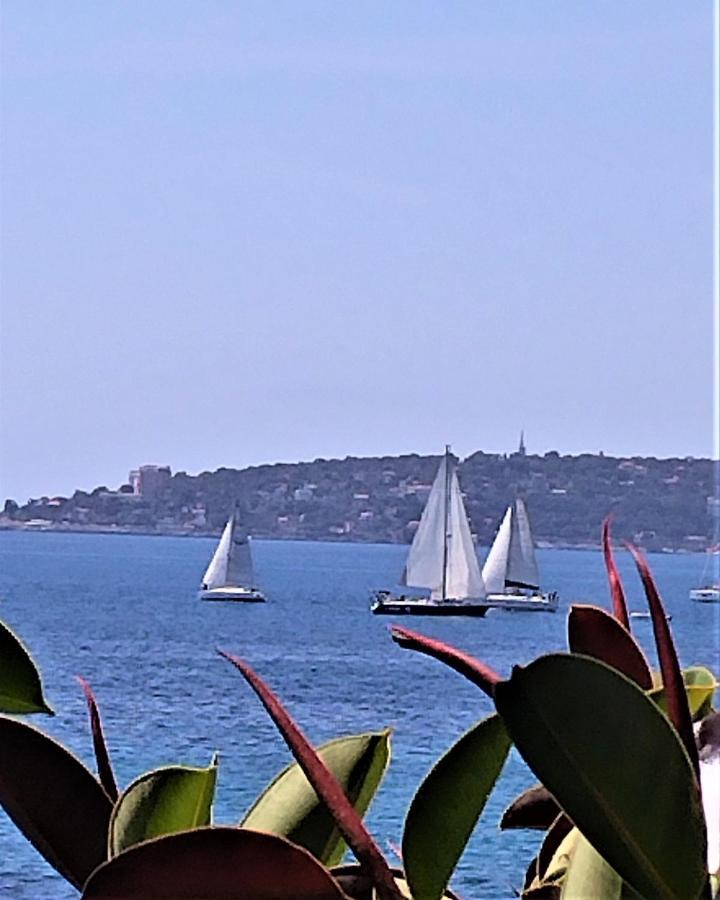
[689,587,720,603]
[370,593,488,617]
[199,586,265,602]
[483,591,559,613]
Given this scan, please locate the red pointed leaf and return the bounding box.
[500,784,560,830]
[625,543,700,779]
[219,651,402,900]
[390,626,500,698]
[77,676,118,802]
[567,605,652,689]
[82,827,349,898]
[602,517,630,629]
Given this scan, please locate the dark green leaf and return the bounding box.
[109,757,218,856]
[402,714,510,900]
[494,654,708,900]
[243,731,391,867]
[83,827,349,898]
[0,618,53,714]
[0,716,112,888]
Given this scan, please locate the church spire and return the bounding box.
[518,430,526,456]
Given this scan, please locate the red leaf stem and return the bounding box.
[390,626,500,698]
[624,545,700,780]
[602,517,630,630]
[218,651,402,900]
[76,677,118,802]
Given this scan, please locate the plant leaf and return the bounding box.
[501,784,561,830]
[494,654,708,900]
[602,517,630,629]
[331,865,461,899]
[561,832,644,899]
[219,650,402,900]
[77,676,118,801]
[0,715,112,888]
[83,827,350,898]
[402,714,510,900]
[567,605,652,689]
[243,731,391,867]
[109,757,219,857]
[0,618,53,714]
[626,544,700,779]
[697,712,720,877]
[650,667,718,722]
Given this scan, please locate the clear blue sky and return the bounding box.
[0,2,715,503]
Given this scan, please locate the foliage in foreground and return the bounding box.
[0,518,717,899]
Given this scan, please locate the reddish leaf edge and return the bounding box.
[76,676,119,802]
[623,544,700,782]
[218,650,403,900]
[390,626,500,698]
[602,516,630,630]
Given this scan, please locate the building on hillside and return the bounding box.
[128,465,172,497]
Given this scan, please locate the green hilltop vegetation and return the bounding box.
[2,450,717,551]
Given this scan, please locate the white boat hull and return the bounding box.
[483,591,559,612]
[199,586,265,602]
[689,587,720,603]
[370,592,488,617]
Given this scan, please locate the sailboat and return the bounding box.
[371,447,488,616]
[689,544,720,603]
[199,511,265,602]
[481,498,558,612]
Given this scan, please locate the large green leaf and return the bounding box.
[83,827,349,898]
[494,654,708,900]
[109,757,218,856]
[0,618,53,714]
[561,832,641,899]
[242,731,390,867]
[402,714,511,900]
[649,666,717,721]
[0,716,112,888]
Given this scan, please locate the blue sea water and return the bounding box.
[0,531,717,899]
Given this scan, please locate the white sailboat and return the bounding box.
[199,511,265,602]
[371,447,488,616]
[481,498,558,612]
[689,544,720,603]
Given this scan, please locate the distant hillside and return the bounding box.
[3,451,717,551]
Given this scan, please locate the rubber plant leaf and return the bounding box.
[602,517,630,629]
[649,666,718,722]
[561,832,642,900]
[219,650,403,900]
[494,654,708,900]
[500,784,561,830]
[109,756,219,857]
[77,676,118,801]
[567,605,652,689]
[83,826,350,899]
[0,716,112,888]
[331,865,460,899]
[402,713,510,900]
[0,618,53,714]
[243,731,391,868]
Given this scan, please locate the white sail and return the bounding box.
[202,514,255,589]
[401,453,485,600]
[482,498,540,593]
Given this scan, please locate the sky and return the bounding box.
[0,2,716,503]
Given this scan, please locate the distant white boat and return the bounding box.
[199,512,265,602]
[689,544,720,603]
[481,498,558,612]
[371,446,488,616]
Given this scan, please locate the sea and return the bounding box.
[0,530,717,899]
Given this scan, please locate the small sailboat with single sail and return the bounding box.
[689,543,720,603]
[199,510,265,602]
[371,446,488,616]
[481,498,558,612]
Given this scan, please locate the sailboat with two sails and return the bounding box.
[199,510,265,602]
[481,498,558,612]
[371,446,489,616]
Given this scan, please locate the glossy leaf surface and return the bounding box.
[560,832,641,899]
[494,654,707,900]
[83,827,349,898]
[0,716,112,888]
[567,605,652,689]
[650,666,717,721]
[243,731,391,867]
[109,758,218,856]
[0,618,53,714]
[501,784,560,830]
[403,714,510,900]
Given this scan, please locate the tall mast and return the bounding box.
[441,444,451,600]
